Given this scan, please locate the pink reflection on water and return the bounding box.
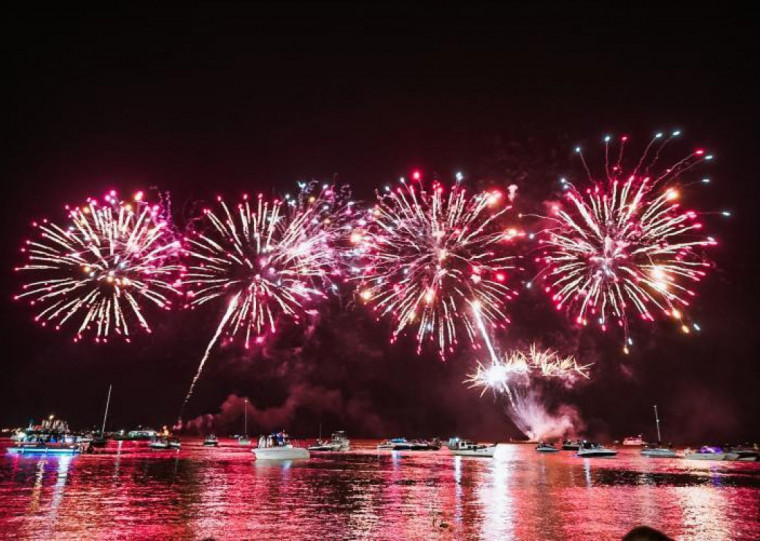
[0,439,759,539]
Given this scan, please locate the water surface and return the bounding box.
[1,439,758,539]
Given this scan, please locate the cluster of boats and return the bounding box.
[7,400,757,463]
[535,441,618,457]
[531,405,759,461]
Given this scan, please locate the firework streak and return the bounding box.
[15,191,181,342]
[354,175,520,358]
[537,132,716,352]
[181,183,354,406]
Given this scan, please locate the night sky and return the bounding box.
[1,7,758,443]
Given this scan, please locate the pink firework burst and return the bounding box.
[181,182,354,406]
[15,190,182,343]
[537,131,717,353]
[352,172,522,359]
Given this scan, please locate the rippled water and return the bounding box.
[1,438,759,540]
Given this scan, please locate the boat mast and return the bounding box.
[100,384,112,437]
[654,404,662,444]
[244,398,248,437]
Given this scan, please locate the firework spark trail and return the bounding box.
[181,292,240,410]
[180,182,354,409]
[354,173,521,359]
[466,345,591,439]
[15,191,182,342]
[537,131,717,353]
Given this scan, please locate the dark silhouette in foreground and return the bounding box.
[623,526,673,541]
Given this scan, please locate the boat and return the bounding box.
[450,439,496,457]
[536,442,559,453]
[731,447,760,462]
[238,399,251,446]
[377,438,414,451]
[562,439,582,451]
[115,428,159,441]
[640,405,677,458]
[203,435,219,447]
[7,443,82,455]
[641,447,678,458]
[623,434,645,446]
[308,430,350,451]
[253,431,309,460]
[90,384,113,449]
[577,441,618,458]
[6,417,85,455]
[683,446,739,461]
[149,437,181,450]
[411,438,441,451]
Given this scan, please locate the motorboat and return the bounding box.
[203,435,219,447]
[536,442,559,453]
[449,440,496,457]
[6,417,85,455]
[377,438,414,451]
[308,431,350,452]
[253,432,309,460]
[252,445,310,460]
[577,442,618,458]
[7,443,81,455]
[149,437,181,450]
[731,447,760,462]
[623,434,645,446]
[562,440,582,451]
[641,447,678,458]
[124,429,159,440]
[410,438,441,451]
[684,446,739,461]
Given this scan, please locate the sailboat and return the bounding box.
[237,398,251,446]
[90,384,112,448]
[641,404,678,458]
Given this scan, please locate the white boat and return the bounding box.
[253,444,310,460]
[577,442,617,458]
[623,435,645,446]
[641,447,678,458]
[254,432,309,460]
[449,439,496,457]
[203,435,219,447]
[536,442,559,453]
[149,437,181,450]
[377,438,414,451]
[732,448,760,462]
[640,405,678,459]
[7,444,81,455]
[684,447,739,461]
[127,429,159,440]
[308,431,350,451]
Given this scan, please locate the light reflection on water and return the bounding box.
[1,439,758,539]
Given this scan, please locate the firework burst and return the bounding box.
[15,190,182,342]
[466,344,591,396]
[466,344,590,440]
[537,131,717,353]
[181,182,353,405]
[353,173,521,358]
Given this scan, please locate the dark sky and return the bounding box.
[1,7,758,443]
